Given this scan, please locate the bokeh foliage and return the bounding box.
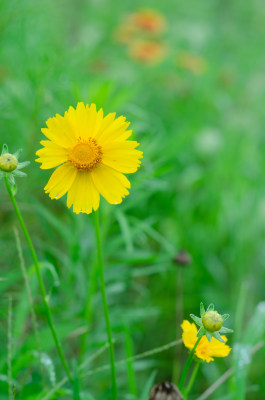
[1,0,265,399]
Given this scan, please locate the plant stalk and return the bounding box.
[179,336,201,392]
[93,210,117,400]
[4,177,72,382]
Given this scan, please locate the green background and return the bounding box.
[1,0,265,399]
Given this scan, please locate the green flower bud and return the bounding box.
[202,310,223,332]
[0,153,18,172]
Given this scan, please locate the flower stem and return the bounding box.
[93,210,117,400]
[183,361,200,399]
[4,177,72,382]
[178,336,201,392]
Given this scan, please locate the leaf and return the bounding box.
[222,313,230,321]
[212,331,225,343]
[190,314,202,326]
[242,301,265,345]
[140,370,157,400]
[17,160,30,169]
[1,144,8,154]
[219,327,233,334]
[200,302,206,317]
[233,343,251,400]
[206,332,212,342]
[197,327,206,338]
[14,148,23,159]
[206,303,214,312]
[13,170,27,177]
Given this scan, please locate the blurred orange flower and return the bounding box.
[129,40,166,64]
[181,320,231,363]
[177,52,207,75]
[130,9,166,35]
[114,8,166,44]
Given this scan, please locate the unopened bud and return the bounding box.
[173,250,192,266]
[202,310,223,332]
[149,382,183,400]
[0,153,18,172]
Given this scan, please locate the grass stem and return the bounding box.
[93,210,117,400]
[5,177,72,382]
[178,337,201,392]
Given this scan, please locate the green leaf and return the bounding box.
[200,302,206,317]
[207,303,214,311]
[1,144,8,154]
[242,301,265,345]
[140,370,157,400]
[222,313,230,321]
[219,327,233,334]
[13,170,27,177]
[233,343,251,400]
[17,160,30,169]
[190,314,202,326]
[14,148,23,159]
[197,327,206,338]
[212,331,225,343]
[206,332,212,342]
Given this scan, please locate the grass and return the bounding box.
[1,0,265,398]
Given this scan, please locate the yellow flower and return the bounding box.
[181,320,231,363]
[36,102,143,214]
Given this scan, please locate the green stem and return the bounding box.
[178,336,201,392]
[183,362,200,399]
[4,177,72,382]
[93,210,117,400]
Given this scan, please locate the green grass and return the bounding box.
[1,0,265,398]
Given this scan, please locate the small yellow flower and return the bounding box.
[36,102,143,214]
[181,320,231,363]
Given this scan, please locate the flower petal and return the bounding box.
[91,164,130,204]
[181,320,198,349]
[101,140,143,173]
[66,171,100,214]
[36,140,68,169]
[42,113,77,148]
[96,114,132,144]
[44,163,77,200]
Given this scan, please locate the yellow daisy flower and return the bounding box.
[36,102,143,214]
[181,320,231,363]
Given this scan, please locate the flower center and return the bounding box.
[69,138,102,171]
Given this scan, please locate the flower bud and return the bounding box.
[149,382,183,400]
[0,153,18,172]
[202,310,223,332]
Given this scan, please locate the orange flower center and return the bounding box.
[69,138,102,171]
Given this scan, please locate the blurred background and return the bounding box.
[1,0,265,399]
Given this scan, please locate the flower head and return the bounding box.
[130,9,166,35]
[0,144,30,187]
[181,320,231,363]
[129,40,166,64]
[190,303,233,343]
[149,382,183,400]
[36,103,143,214]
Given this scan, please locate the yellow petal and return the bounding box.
[95,114,132,144]
[181,320,198,349]
[66,171,100,214]
[42,113,77,148]
[44,163,77,199]
[91,164,130,204]
[101,140,143,173]
[36,140,68,169]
